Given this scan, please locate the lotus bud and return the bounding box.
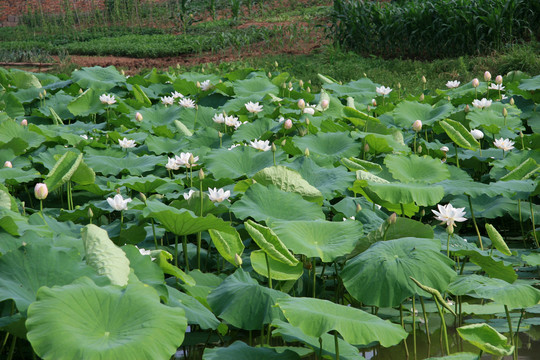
[135,112,143,122]
[196,81,201,88]
[284,119,293,129]
[363,73,367,77]
[297,99,305,109]
[367,105,371,112]
[234,253,243,267]
[116,188,120,194]
[510,97,515,106]
[21,119,28,126]
[282,82,286,89]
[271,143,276,152]
[419,94,425,102]
[484,71,491,82]
[267,72,272,78]
[79,88,83,94]
[34,183,48,200]
[304,148,310,157]
[495,75,503,85]
[305,118,310,126]
[417,145,422,153]
[39,93,43,99]
[388,212,397,224]
[321,99,329,109]
[218,131,222,138]
[281,139,287,146]
[502,108,508,117]
[121,69,125,76]
[198,169,205,180]
[307,87,311,93]
[43,90,47,96]
[446,224,454,235]
[421,209,425,217]
[139,192,147,202]
[288,81,292,89]
[364,143,370,153]
[470,129,484,140]
[440,146,449,152]
[308,80,312,85]
[412,120,422,132]
[189,154,194,165]
[274,61,279,68]
[299,80,304,88]
[4,161,12,168]
[88,207,94,219]
[520,131,524,138]
[356,204,362,213]
[422,76,426,84]
[201,67,205,73]
[464,105,470,113]
[371,99,377,107]
[472,78,480,88]
[398,82,401,89]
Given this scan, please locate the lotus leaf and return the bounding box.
[203,341,300,360]
[457,323,514,356]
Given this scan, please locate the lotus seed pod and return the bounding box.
[510,97,515,106]
[472,78,480,88]
[484,71,491,82]
[495,75,503,84]
[235,253,243,266]
[388,212,397,224]
[135,112,143,122]
[284,119,293,129]
[419,93,425,101]
[4,161,12,168]
[34,183,48,200]
[297,99,305,109]
[304,148,310,157]
[422,76,426,83]
[412,120,422,132]
[21,119,28,126]
[502,108,508,117]
[199,169,205,180]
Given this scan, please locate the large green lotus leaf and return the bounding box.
[2,92,24,118]
[439,119,480,150]
[0,167,41,185]
[82,224,130,286]
[438,179,536,198]
[447,275,540,309]
[85,153,165,176]
[166,286,220,330]
[341,238,456,307]
[67,88,106,116]
[206,147,284,179]
[286,157,355,199]
[233,77,279,98]
[71,65,126,91]
[203,341,300,360]
[27,277,187,360]
[500,157,540,181]
[10,69,42,89]
[209,225,244,266]
[361,181,444,207]
[232,118,279,143]
[137,105,181,128]
[340,157,383,173]
[207,269,289,330]
[323,78,377,102]
[231,184,325,222]
[272,320,364,360]
[426,353,489,360]
[351,180,419,217]
[385,154,450,184]
[451,195,540,221]
[44,151,83,192]
[114,175,169,194]
[143,200,230,236]
[245,220,298,266]
[518,75,540,91]
[467,109,522,134]
[180,269,223,308]
[454,249,516,283]
[250,250,303,281]
[145,134,189,155]
[269,220,363,262]
[392,101,454,127]
[457,323,514,356]
[363,132,410,154]
[276,297,407,347]
[0,183,17,211]
[37,90,75,120]
[253,165,323,204]
[293,132,362,162]
[0,244,102,314]
[0,118,46,150]
[122,245,166,299]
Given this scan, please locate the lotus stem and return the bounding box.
[504,305,515,357]
[400,304,409,358]
[334,331,340,360]
[183,236,189,272]
[412,296,417,359]
[265,252,272,289]
[455,145,459,168]
[400,203,405,217]
[151,219,158,249]
[39,199,43,213]
[6,335,16,360]
[318,337,323,360]
[518,200,526,246]
[420,297,431,344]
[446,232,451,257]
[312,257,317,298]
[174,235,179,267]
[413,133,417,154]
[468,195,483,250]
[515,309,525,360]
[530,198,539,248]
[434,297,450,355]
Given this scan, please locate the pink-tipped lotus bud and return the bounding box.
[284,119,293,129]
[495,75,503,85]
[34,183,48,200]
[198,169,205,180]
[464,105,470,113]
[364,143,370,153]
[388,212,397,224]
[412,120,422,132]
[281,139,287,146]
[321,99,329,109]
[419,93,425,102]
[417,145,422,153]
[297,99,305,109]
[4,161,12,168]
[440,146,449,153]
[484,71,491,82]
[135,112,143,122]
[21,119,28,126]
[356,204,362,212]
[372,99,377,107]
[88,207,94,218]
[472,78,480,88]
[234,253,243,266]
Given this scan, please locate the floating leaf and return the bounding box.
[203,341,300,360]
[384,154,450,184]
[206,147,283,179]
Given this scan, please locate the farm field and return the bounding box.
[0,0,540,359]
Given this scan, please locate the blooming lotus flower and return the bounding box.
[432,203,467,234]
[234,120,247,130]
[471,78,480,88]
[493,138,515,151]
[137,247,152,256]
[99,94,116,105]
[200,80,212,91]
[225,115,240,127]
[179,98,196,108]
[107,194,132,211]
[440,146,449,152]
[213,113,225,124]
[484,71,491,82]
[446,80,460,89]
[495,75,503,85]
[472,98,492,109]
[412,120,422,132]
[376,86,392,96]
[183,189,196,200]
[135,112,143,122]
[171,91,184,99]
[470,129,484,140]
[34,183,48,200]
[4,161,12,168]
[250,140,271,151]
[161,96,174,105]
[303,107,315,115]
[175,152,198,168]
[118,138,136,148]
[245,101,263,113]
[489,83,505,91]
[165,157,180,170]
[228,144,241,150]
[208,187,231,202]
[21,119,28,126]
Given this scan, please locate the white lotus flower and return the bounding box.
[4,161,12,168]
[175,152,199,168]
[446,80,460,89]
[376,86,392,96]
[179,98,196,108]
[225,115,240,127]
[171,91,184,99]
[493,138,515,151]
[245,101,263,113]
[228,144,241,150]
[34,183,48,200]
[495,75,503,85]
[250,140,271,151]
[183,189,196,200]
[99,94,116,105]
[233,120,247,129]
[470,129,484,140]
[489,83,505,91]
[165,157,180,170]
[440,146,449,152]
[200,80,212,91]
[432,203,467,233]
[80,134,88,140]
[107,194,132,211]
[208,187,231,202]
[161,96,174,105]
[303,107,315,115]
[213,113,225,124]
[137,247,152,256]
[118,138,136,148]
[472,98,492,109]
[471,78,480,88]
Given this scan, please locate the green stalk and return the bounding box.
[183,235,189,272]
[334,331,340,360]
[455,145,459,168]
[518,200,526,246]
[434,298,449,355]
[412,296,417,359]
[151,218,158,249]
[468,195,484,250]
[530,198,539,248]
[413,133,417,154]
[420,296,431,344]
[197,175,204,269]
[446,232,451,257]
[174,235,179,267]
[400,304,409,358]
[504,305,515,357]
[312,258,317,298]
[318,337,323,360]
[6,335,16,360]
[40,199,43,213]
[265,252,273,289]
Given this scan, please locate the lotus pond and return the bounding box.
[0,65,539,360]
